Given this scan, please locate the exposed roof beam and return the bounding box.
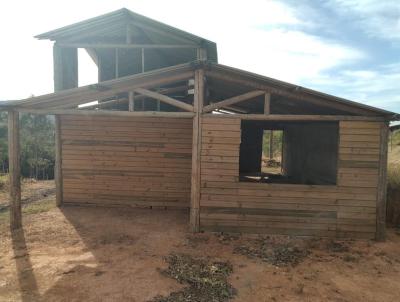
[134,87,194,112]
[1,65,194,110]
[15,108,195,118]
[203,113,386,121]
[203,90,265,113]
[205,69,380,116]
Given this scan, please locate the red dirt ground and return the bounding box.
[1,186,400,301]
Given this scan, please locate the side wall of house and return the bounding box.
[200,116,382,239]
[60,115,192,208]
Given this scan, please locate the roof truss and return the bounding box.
[0,61,395,119]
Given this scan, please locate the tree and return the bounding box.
[20,113,55,179]
[0,112,8,173]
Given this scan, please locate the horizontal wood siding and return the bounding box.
[200,117,381,239]
[60,115,192,208]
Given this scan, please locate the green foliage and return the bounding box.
[0,112,7,173]
[262,130,283,158]
[0,113,55,180]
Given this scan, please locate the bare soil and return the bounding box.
[0,179,55,208]
[1,182,400,302]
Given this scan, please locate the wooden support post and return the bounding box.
[54,43,78,208]
[376,122,389,241]
[128,92,135,111]
[269,130,273,160]
[141,48,145,73]
[54,116,63,206]
[8,110,21,230]
[190,69,204,232]
[53,44,78,91]
[264,93,271,114]
[115,48,119,78]
[196,48,207,61]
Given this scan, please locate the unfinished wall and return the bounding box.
[60,115,192,208]
[283,122,338,185]
[200,116,381,239]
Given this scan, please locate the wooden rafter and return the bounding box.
[15,108,195,118]
[205,70,379,116]
[203,114,386,121]
[203,90,265,113]
[134,87,194,112]
[4,67,194,110]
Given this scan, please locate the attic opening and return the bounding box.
[239,120,339,185]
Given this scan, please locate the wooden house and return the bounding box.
[1,9,397,240]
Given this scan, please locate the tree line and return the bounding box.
[0,112,55,179]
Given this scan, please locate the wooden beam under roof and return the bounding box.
[203,90,265,113]
[205,69,384,117]
[1,64,195,110]
[134,88,194,112]
[15,108,195,118]
[203,113,386,121]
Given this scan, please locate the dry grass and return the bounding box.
[0,174,7,191]
[388,130,400,189]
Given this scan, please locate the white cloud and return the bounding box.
[0,0,366,101]
[303,63,400,112]
[2,0,399,115]
[327,0,400,40]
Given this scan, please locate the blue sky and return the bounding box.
[0,0,399,113]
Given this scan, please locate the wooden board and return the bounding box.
[198,118,383,239]
[61,115,192,208]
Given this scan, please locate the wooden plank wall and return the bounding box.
[200,117,382,239]
[60,115,192,208]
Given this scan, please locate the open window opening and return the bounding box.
[239,120,339,185]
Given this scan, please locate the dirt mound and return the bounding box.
[150,253,236,302]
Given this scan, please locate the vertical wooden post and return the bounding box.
[54,116,63,206]
[264,93,270,115]
[196,48,207,61]
[376,122,389,241]
[128,92,135,111]
[190,69,204,232]
[53,44,78,91]
[141,48,145,72]
[115,48,119,78]
[8,110,21,230]
[269,131,274,160]
[53,43,77,207]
